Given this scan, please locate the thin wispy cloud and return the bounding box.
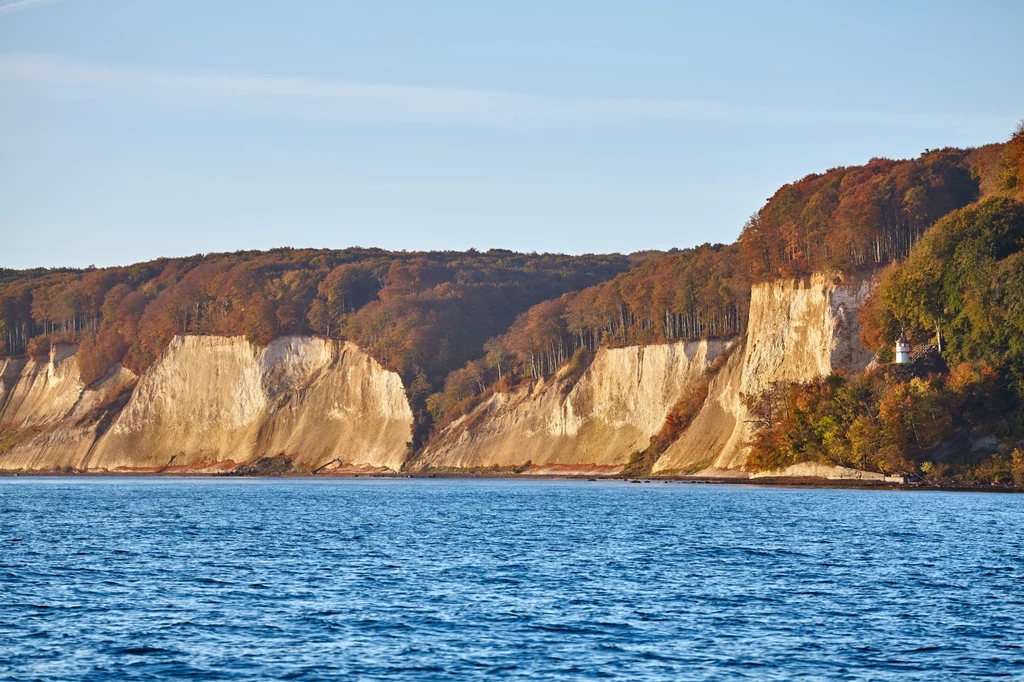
[0,53,1014,131]
[0,0,65,16]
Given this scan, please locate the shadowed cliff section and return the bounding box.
[0,346,136,472]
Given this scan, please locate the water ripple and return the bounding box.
[1,478,1023,680]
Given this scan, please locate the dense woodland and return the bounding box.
[739,147,981,279]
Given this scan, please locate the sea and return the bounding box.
[1,478,1022,680]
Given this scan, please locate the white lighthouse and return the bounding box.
[895,333,911,364]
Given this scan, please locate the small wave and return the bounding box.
[115,646,171,655]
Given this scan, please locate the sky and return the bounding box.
[1,0,1022,269]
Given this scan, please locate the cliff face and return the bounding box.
[0,272,873,476]
[419,273,871,476]
[90,336,413,473]
[652,272,873,473]
[415,340,729,474]
[0,336,413,473]
[0,346,136,471]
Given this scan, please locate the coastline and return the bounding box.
[1,469,1019,493]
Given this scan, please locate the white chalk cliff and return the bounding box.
[654,272,873,473]
[0,272,874,476]
[424,272,874,475]
[415,339,729,474]
[0,336,413,473]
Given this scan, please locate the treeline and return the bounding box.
[738,147,983,279]
[744,122,1024,280]
[0,248,631,398]
[501,242,748,377]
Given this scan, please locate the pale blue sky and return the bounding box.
[1,0,1021,269]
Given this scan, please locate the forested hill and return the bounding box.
[426,127,1023,426]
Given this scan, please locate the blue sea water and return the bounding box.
[1,479,1023,681]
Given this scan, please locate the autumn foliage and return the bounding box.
[744,362,1016,484]
[739,147,983,279]
[0,248,631,388]
[858,197,1024,399]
